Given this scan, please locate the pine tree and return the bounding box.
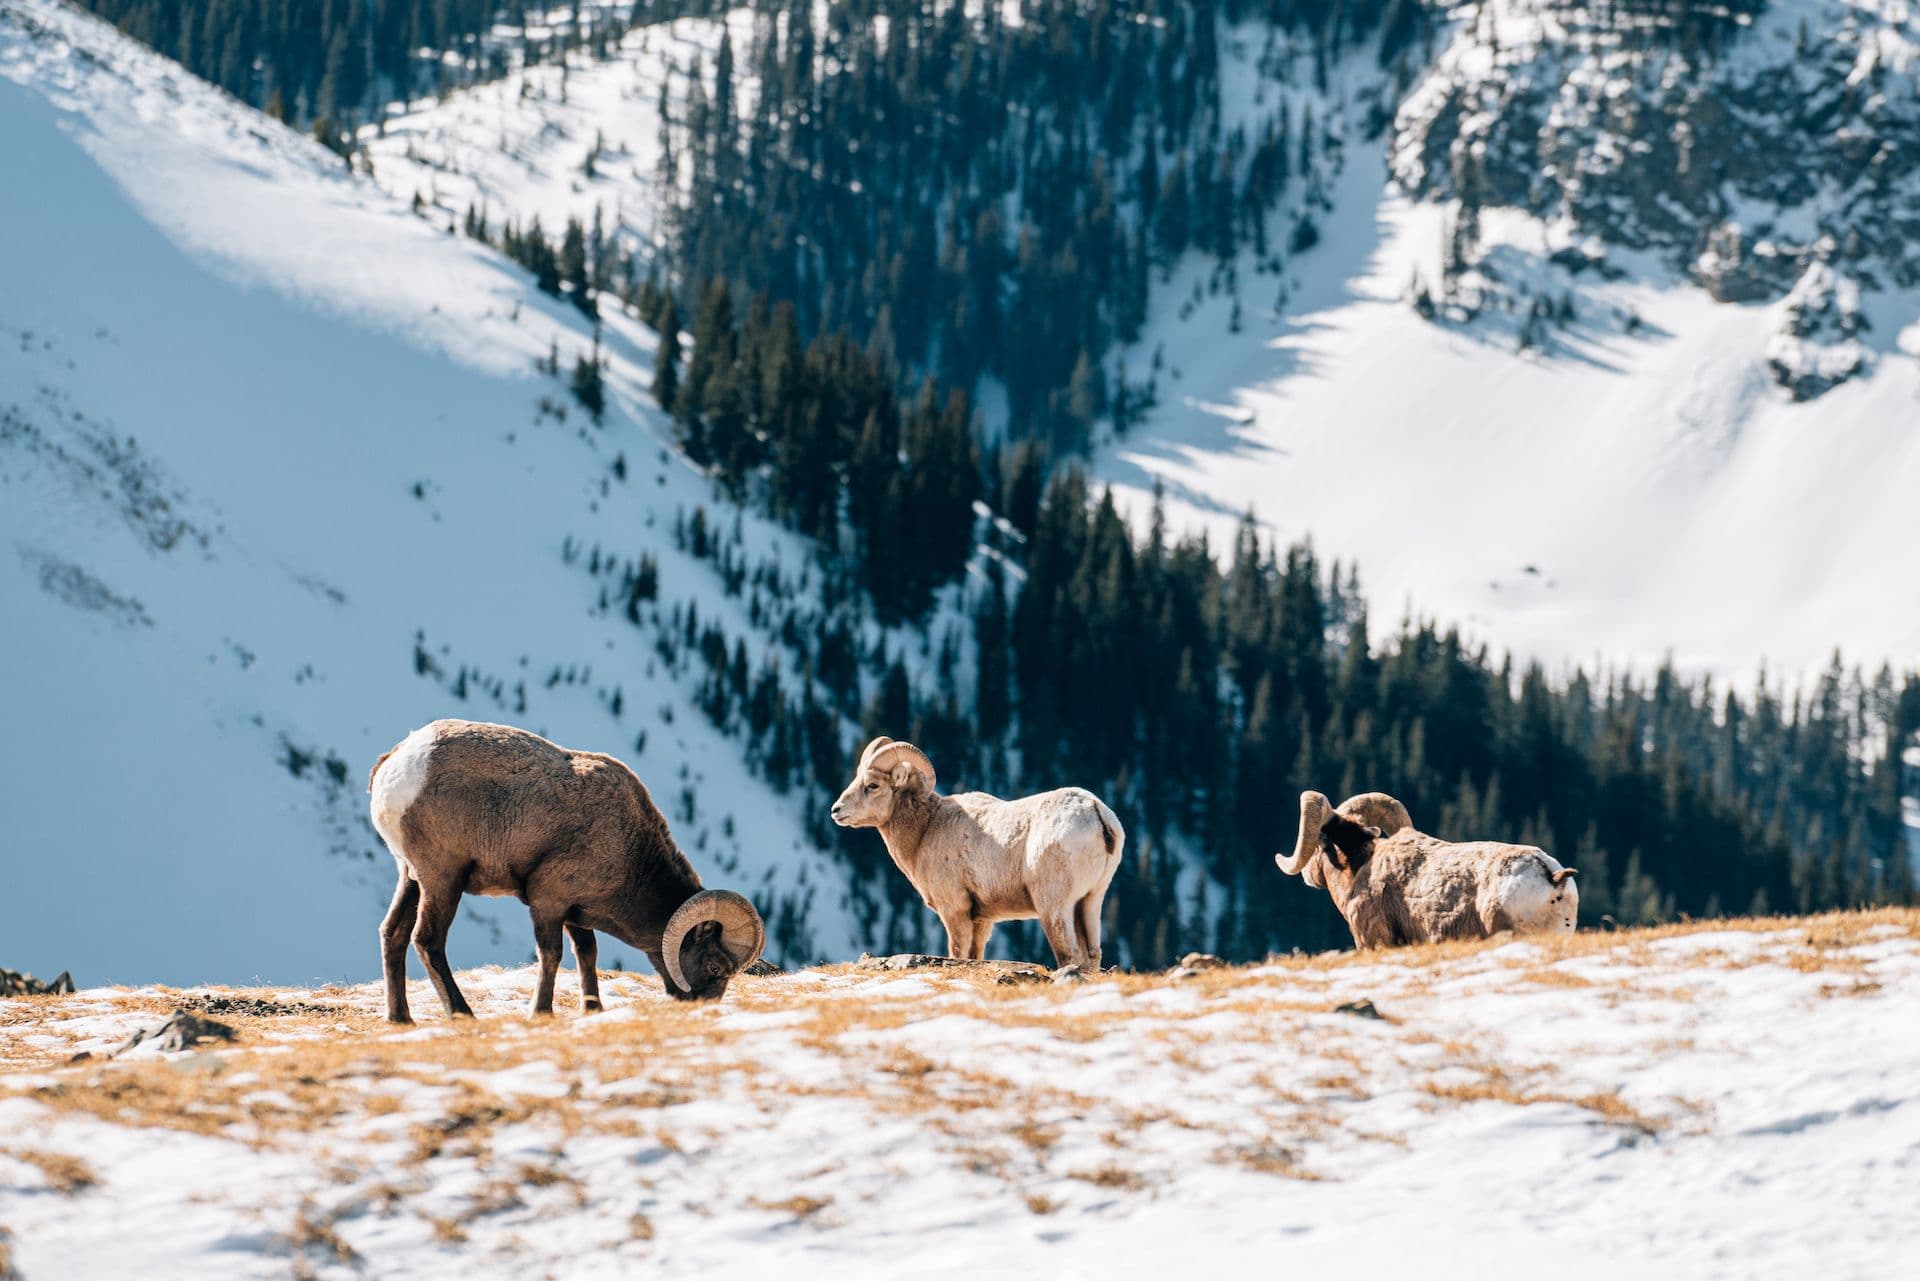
[651,293,681,414]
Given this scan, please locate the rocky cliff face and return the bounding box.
[1391,0,1919,396]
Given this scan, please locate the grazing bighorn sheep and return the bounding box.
[830,738,1124,971]
[1276,790,1577,947]
[369,719,765,1022]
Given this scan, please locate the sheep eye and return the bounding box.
[865,782,878,793]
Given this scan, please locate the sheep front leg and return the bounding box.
[970,918,995,961]
[567,923,602,1012]
[529,912,565,1016]
[937,906,975,960]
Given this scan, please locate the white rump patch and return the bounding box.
[1500,853,1579,935]
[370,722,439,857]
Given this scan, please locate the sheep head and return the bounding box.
[660,889,765,1000]
[1317,810,1382,872]
[1277,790,1407,888]
[829,737,937,829]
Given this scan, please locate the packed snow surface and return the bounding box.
[2,912,1917,1278]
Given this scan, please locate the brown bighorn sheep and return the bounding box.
[369,720,765,1022]
[830,738,1124,970]
[1276,790,1577,948]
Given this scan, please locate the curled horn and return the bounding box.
[856,736,895,774]
[660,889,765,994]
[869,741,936,793]
[1277,791,1334,881]
[1337,792,1412,838]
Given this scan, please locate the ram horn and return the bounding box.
[869,741,936,793]
[1277,790,1335,879]
[661,889,766,994]
[1337,792,1413,838]
[856,736,895,774]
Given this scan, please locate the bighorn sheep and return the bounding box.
[830,738,1124,970]
[1275,790,1577,947]
[369,719,765,1022]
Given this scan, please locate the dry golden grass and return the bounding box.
[1009,1120,1061,1154]
[750,1194,832,1220]
[1067,1164,1146,1191]
[1220,1142,1322,1180]
[628,1212,655,1241]
[1519,967,1598,989]
[283,1200,360,1268]
[1418,1079,1666,1136]
[3,1147,97,1194]
[0,904,1907,1228]
[0,1227,15,1281]
[1024,1193,1059,1215]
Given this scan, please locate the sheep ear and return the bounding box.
[889,762,921,791]
[1365,825,1383,839]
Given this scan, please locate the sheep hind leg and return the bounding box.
[1074,892,1103,974]
[567,923,602,1012]
[971,918,994,961]
[1038,909,1082,971]
[411,873,475,1019]
[380,873,421,1024]
[529,910,565,1016]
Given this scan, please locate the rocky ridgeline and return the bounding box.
[0,968,75,996]
[1392,0,1918,397]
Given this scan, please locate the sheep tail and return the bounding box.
[1094,801,1124,860]
[1550,867,1578,887]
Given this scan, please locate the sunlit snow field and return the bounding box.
[3,912,1917,1278]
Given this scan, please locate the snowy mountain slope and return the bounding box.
[2,911,1917,1278]
[1098,10,1920,681]
[362,8,755,267]
[352,2,1920,685]
[0,0,859,986]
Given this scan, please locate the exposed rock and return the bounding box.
[110,1011,239,1057]
[1178,952,1227,971]
[0,967,75,996]
[1766,260,1871,400]
[175,993,337,1018]
[1051,964,1087,985]
[743,959,786,976]
[1332,999,1383,1020]
[1392,0,1920,392]
[856,953,973,971]
[855,954,1049,982]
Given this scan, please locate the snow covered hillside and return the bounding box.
[350,1,1920,682]
[0,0,858,987]
[1100,1,1920,680]
[2,910,1917,1278]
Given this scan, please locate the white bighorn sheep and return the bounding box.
[369,719,765,1022]
[1275,790,1578,948]
[830,738,1124,970]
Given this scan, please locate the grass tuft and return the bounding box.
[4,1147,97,1194]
